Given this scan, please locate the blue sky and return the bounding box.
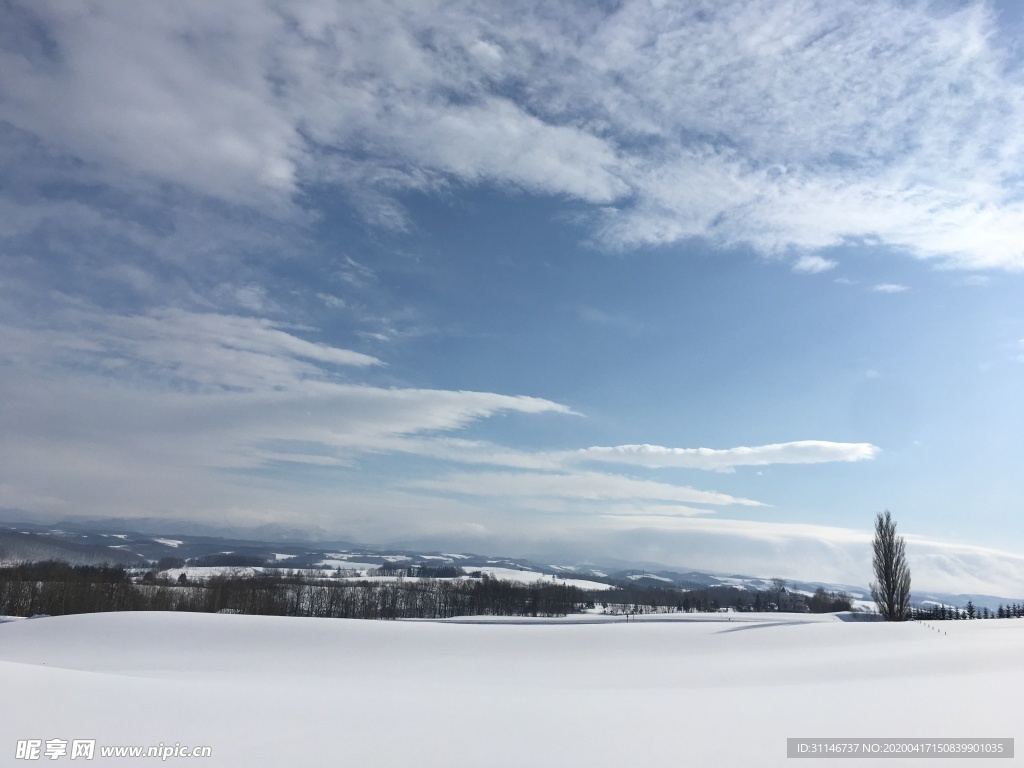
[2,0,1024,593]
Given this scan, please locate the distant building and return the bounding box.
[778,588,810,613]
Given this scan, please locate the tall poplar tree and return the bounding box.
[870,510,912,621]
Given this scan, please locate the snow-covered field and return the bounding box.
[0,612,1020,767]
[461,565,614,590]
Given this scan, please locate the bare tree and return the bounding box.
[870,510,911,621]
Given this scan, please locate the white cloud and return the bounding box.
[0,305,575,520]
[370,436,881,475]
[566,516,1024,596]
[792,255,838,274]
[316,293,347,309]
[873,283,909,293]
[593,503,715,518]
[582,3,1024,270]
[577,441,880,471]
[4,1,1024,270]
[1,303,885,535]
[2,307,382,393]
[0,1,624,214]
[389,512,1024,596]
[0,2,302,210]
[409,470,765,507]
[2,305,1013,595]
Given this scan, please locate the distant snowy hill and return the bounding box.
[0,528,148,567]
[1,519,1020,611]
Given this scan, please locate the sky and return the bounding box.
[2,0,1024,594]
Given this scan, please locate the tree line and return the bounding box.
[0,563,591,619]
[594,583,851,614]
[10,559,1012,623]
[0,561,863,620]
[908,601,1024,621]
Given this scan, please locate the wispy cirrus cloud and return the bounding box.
[1,307,382,392]
[408,470,765,507]
[576,441,880,472]
[0,304,574,517]
[383,436,880,473]
[0,297,880,528]
[3,1,1024,273]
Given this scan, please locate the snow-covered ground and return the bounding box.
[627,572,674,582]
[315,559,381,571]
[160,565,267,580]
[460,565,614,590]
[0,612,1020,767]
